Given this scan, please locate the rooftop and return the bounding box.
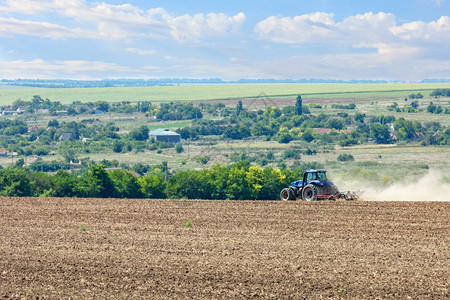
[149,128,180,136]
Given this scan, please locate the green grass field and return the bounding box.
[1,83,449,105]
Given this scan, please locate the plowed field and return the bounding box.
[1,197,449,299]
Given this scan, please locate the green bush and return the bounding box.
[281,149,300,160]
[175,144,184,153]
[113,141,124,153]
[337,154,354,162]
[196,156,210,165]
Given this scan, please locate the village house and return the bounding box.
[35,109,49,114]
[2,110,16,116]
[24,156,42,166]
[28,125,45,132]
[149,128,181,143]
[313,128,352,134]
[59,133,73,141]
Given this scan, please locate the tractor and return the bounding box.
[280,169,359,201]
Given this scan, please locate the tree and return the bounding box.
[48,119,59,128]
[204,164,229,199]
[225,164,251,200]
[236,100,243,116]
[138,170,167,199]
[128,125,149,141]
[427,102,436,113]
[394,118,420,141]
[80,164,116,198]
[246,165,264,199]
[65,121,80,140]
[281,106,295,116]
[0,167,32,197]
[166,170,207,199]
[258,167,287,200]
[224,124,250,140]
[325,118,344,130]
[264,106,282,119]
[31,95,44,107]
[12,98,28,110]
[109,169,143,198]
[277,128,293,144]
[15,158,25,168]
[138,125,149,140]
[60,149,77,163]
[370,123,391,144]
[28,171,54,196]
[354,112,365,123]
[113,141,125,153]
[295,95,303,115]
[67,106,78,115]
[301,128,315,142]
[52,170,79,197]
[95,101,110,112]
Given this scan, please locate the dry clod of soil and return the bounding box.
[0,197,449,299]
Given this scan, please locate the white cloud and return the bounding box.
[0,16,98,39]
[254,12,337,44]
[255,12,450,45]
[0,59,138,79]
[168,12,246,42]
[390,16,450,42]
[255,12,399,45]
[1,1,448,81]
[254,12,450,67]
[0,0,55,14]
[125,48,156,55]
[0,0,246,42]
[164,56,177,61]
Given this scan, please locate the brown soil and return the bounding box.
[1,198,449,299]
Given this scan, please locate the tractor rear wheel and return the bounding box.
[280,188,295,201]
[302,184,317,201]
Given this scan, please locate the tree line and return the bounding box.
[0,162,300,200]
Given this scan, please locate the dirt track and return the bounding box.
[1,197,449,299]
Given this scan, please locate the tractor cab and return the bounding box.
[303,170,328,184]
[289,170,329,189]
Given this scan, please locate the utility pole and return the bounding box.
[163,161,168,181]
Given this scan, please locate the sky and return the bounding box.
[0,0,449,81]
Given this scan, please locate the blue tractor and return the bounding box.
[280,170,358,201]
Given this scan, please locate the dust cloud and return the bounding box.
[362,170,450,202]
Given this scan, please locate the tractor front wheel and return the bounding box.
[302,184,317,201]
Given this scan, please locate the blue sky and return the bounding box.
[0,0,449,81]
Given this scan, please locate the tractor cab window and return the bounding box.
[306,172,317,181]
[317,172,327,182]
[306,172,327,182]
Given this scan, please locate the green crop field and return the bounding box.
[1,82,449,105]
